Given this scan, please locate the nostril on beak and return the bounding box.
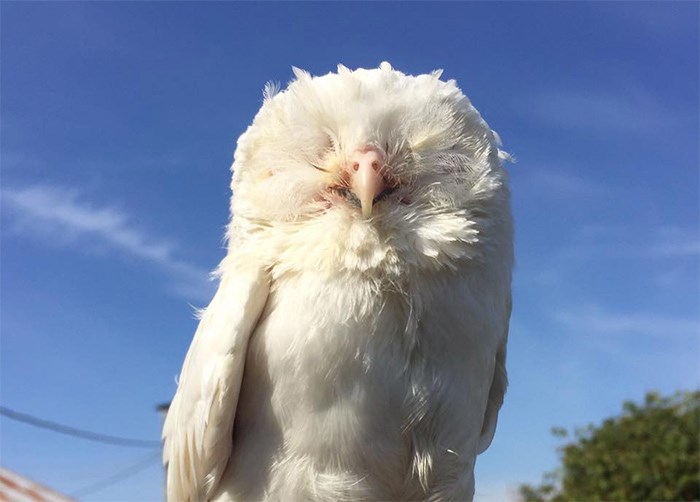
[348,147,388,218]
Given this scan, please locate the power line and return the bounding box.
[0,406,161,448]
[69,450,162,498]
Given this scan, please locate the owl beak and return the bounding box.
[349,148,386,218]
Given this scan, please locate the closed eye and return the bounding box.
[309,133,336,172]
[311,163,330,173]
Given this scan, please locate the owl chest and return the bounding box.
[230,270,494,500]
[252,271,480,426]
[253,272,413,390]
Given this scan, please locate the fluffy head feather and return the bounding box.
[227,62,511,279]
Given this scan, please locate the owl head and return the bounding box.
[227,63,511,274]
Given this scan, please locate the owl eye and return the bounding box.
[311,162,329,173]
[309,134,336,172]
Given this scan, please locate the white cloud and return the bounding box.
[2,184,215,302]
[1,150,45,170]
[595,2,697,37]
[513,168,608,200]
[552,224,700,263]
[649,226,700,258]
[552,304,700,387]
[528,88,682,135]
[555,305,699,339]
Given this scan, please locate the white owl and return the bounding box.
[162,62,513,502]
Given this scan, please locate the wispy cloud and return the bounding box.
[552,303,700,386]
[1,149,191,173]
[1,150,46,170]
[649,226,700,258]
[527,88,683,135]
[514,168,609,199]
[555,305,699,339]
[520,222,699,296]
[595,2,698,38]
[555,223,700,262]
[2,184,215,302]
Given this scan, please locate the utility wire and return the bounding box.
[69,449,162,498]
[0,406,162,448]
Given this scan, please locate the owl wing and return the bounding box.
[162,261,270,502]
[477,291,511,454]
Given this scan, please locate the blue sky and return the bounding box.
[1,2,698,500]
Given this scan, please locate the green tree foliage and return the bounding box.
[520,390,700,502]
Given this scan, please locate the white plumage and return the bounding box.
[162,62,513,502]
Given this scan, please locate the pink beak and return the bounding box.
[349,148,386,218]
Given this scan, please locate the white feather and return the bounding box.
[162,257,270,501]
[164,63,513,501]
